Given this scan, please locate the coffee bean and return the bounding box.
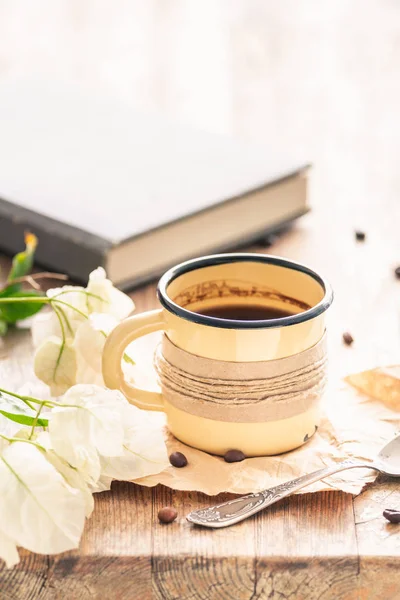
[169,451,188,468]
[355,230,366,241]
[342,332,354,346]
[394,266,400,279]
[224,449,246,463]
[158,507,178,524]
[383,508,400,524]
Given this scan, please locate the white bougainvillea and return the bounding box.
[0,267,169,569]
[86,267,134,319]
[32,268,135,395]
[0,382,168,568]
[0,441,87,559]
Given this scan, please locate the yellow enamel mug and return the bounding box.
[102,253,333,456]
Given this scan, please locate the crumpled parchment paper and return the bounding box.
[133,366,400,496]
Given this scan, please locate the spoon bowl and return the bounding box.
[375,435,400,477]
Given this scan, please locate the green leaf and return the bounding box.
[0,409,48,427]
[0,319,8,336]
[0,291,45,324]
[0,392,48,428]
[4,232,38,295]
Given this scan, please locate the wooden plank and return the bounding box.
[355,476,400,600]
[253,492,359,600]
[151,487,257,600]
[0,485,154,600]
[149,487,358,600]
[0,553,49,600]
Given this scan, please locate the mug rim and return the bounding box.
[157,253,333,330]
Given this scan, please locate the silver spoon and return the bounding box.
[187,434,400,528]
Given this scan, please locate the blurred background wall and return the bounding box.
[1,0,399,218]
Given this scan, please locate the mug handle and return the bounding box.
[102,309,165,412]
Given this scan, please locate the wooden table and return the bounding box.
[0,196,399,599]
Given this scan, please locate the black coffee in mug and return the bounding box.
[194,303,295,321]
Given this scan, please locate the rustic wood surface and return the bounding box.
[0,202,399,600]
[0,1,400,598]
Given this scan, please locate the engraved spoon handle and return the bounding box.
[187,459,380,528]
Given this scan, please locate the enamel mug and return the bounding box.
[102,253,333,456]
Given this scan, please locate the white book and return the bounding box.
[0,80,309,287]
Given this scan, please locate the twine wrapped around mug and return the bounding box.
[154,333,327,423]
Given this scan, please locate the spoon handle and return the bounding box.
[187,459,378,528]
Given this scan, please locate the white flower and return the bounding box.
[100,407,169,480]
[0,379,168,567]
[33,336,77,396]
[90,475,113,493]
[0,412,21,448]
[0,441,87,558]
[74,313,118,374]
[73,313,135,387]
[31,311,61,348]
[49,384,168,486]
[0,528,19,569]
[37,432,94,518]
[49,385,126,483]
[86,267,134,320]
[32,268,135,395]
[73,314,117,387]
[47,285,89,334]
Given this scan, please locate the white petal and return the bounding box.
[47,285,86,304]
[0,413,22,444]
[49,385,127,483]
[76,360,105,386]
[90,312,119,335]
[0,442,86,555]
[31,311,62,347]
[90,475,113,493]
[34,337,77,396]
[86,270,134,320]
[88,406,124,457]
[100,406,168,480]
[47,286,89,334]
[106,287,135,320]
[63,386,125,457]
[73,314,134,380]
[36,431,94,517]
[88,267,107,282]
[0,528,19,568]
[74,314,117,373]
[49,405,101,484]
[45,452,94,517]
[61,384,127,410]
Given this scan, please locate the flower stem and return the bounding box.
[0,387,55,409]
[0,387,36,410]
[50,298,89,320]
[52,306,67,382]
[0,433,45,451]
[29,403,45,440]
[51,289,109,304]
[0,297,50,304]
